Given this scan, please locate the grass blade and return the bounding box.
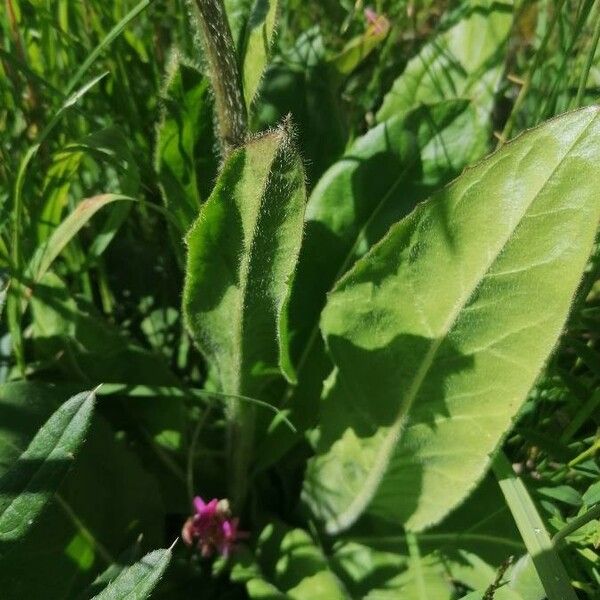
[66,0,156,95]
[492,452,577,600]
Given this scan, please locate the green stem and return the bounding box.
[553,503,600,545]
[188,0,247,153]
[406,532,427,600]
[568,437,600,467]
[228,402,255,512]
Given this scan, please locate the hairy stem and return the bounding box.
[189,0,247,153]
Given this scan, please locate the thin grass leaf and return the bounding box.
[66,0,156,95]
[492,453,577,600]
[28,193,133,283]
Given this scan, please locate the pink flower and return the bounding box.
[181,496,245,557]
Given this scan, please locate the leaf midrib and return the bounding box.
[232,138,282,397]
[284,115,450,408]
[326,111,599,533]
[0,392,93,537]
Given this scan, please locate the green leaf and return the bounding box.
[28,193,133,283]
[236,522,349,599]
[304,107,600,534]
[0,382,164,599]
[155,55,217,264]
[583,481,600,506]
[0,389,94,543]
[290,99,475,364]
[332,542,452,600]
[493,454,576,600]
[377,0,513,159]
[242,0,279,109]
[183,124,306,397]
[331,477,524,598]
[257,99,480,469]
[183,124,306,504]
[90,548,172,600]
[378,0,513,118]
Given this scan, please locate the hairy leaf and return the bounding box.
[304,107,600,533]
[183,125,306,397]
[257,99,480,469]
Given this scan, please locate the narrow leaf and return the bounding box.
[90,548,171,600]
[242,0,279,108]
[304,107,600,534]
[493,454,577,600]
[28,193,132,283]
[0,389,95,542]
[155,55,217,259]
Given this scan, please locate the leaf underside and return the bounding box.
[304,107,600,534]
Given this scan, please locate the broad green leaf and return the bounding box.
[257,99,480,469]
[289,100,474,365]
[0,389,94,543]
[332,543,451,600]
[331,477,524,598]
[378,0,513,118]
[183,125,306,397]
[377,0,513,159]
[363,554,453,600]
[242,0,279,108]
[28,193,133,283]
[287,572,347,599]
[90,548,171,600]
[155,55,217,264]
[304,107,600,534]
